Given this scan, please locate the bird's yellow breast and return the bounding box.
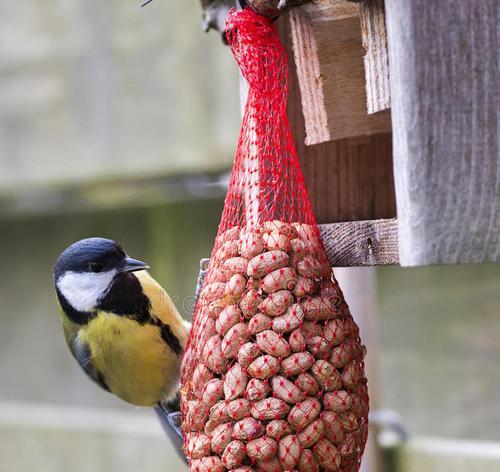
[78,312,179,407]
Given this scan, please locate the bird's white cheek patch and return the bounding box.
[57,270,117,312]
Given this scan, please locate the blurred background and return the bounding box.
[0,1,499,471]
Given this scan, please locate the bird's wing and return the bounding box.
[61,316,110,392]
[134,271,190,349]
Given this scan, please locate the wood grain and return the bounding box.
[289,2,391,145]
[281,16,397,225]
[319,218,398,266]
[385,0,500,266]
[360,0,391,113]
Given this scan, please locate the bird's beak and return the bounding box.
[118,257,150,273]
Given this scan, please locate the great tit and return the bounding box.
[53,238,190,413]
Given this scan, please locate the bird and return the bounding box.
[53,237,190,416]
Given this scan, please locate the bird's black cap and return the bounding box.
[53,238,148,280]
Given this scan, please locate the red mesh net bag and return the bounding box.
[181,8,369,471]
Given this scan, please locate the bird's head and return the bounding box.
[53,238,149,314]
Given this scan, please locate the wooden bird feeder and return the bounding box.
[200,0,500,268]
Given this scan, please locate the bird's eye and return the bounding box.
[89,262,104,273]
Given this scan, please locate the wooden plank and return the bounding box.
[289,2,391,145]
[319,218,398,266]
[385,0,500,266]
[281,16,397,225]
[359,0,391,113]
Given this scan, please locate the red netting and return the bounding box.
[181,8,369,471]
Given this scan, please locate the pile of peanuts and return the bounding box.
[181,220,368,472]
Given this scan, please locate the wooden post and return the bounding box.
[385,0,500,266]
[359,0,391,114]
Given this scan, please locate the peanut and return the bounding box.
[307,335,333,360]
[224,363,248,400]
[225,273,247,300]
[330,342,363,369]
[279,435,301,470]
[201,379,224,408]
[209,401,230,426]
[263,230,291,252]
[239,289,262,318]
[211,422,233,455]
[249,313,273,335]
[288,397,321,432]
[256,330,291,358]
[313,438,341,471]
[186,433,212,459]
[232,417,265,441]
[185,400,208,432]
[293,276,317,298]
[221,323,250,359]
[301,297,336,321]
[207,268,227,284]
[289,329,307,352]
[246,436,278,462]
[259,290,294,317]
[297,419,325,449]
[216,305,241,336]
[323,391,352,413]
[202,282,226,303]
[214,239,239,261]
[247,250,289,278]
[290,238,307,259]
[207,300,225,320]
[280,352,315,376]
[297,449,320,472]
[295,373,319,397]
[323,319,351,346]
[339,411,359,432]
[341,361,364,390]
[272,304,304,334]
[239,230,264,260]
[203,335,227,374]
[222,440,246,469]
[192,363,213,397]
[262,221,298,238]
[271,376,306,404]
[238,342,260,368]
[322,411,345,445]
[266,419,293,440]
[217,226,241,244]
[246,378,271,402]
[261,267,297,293]
[223,257,249,276]
[310,360,342,391]
[190,456,224,472]
[251,398,290,421]
[257,457,285,472]
[247,354,280,379]
[227,398,251,421]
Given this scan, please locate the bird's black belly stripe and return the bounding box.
[99,272,183,357]
[153,319,183,357]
